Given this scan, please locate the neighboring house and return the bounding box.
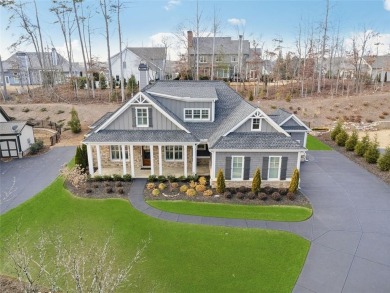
[187,31,250,80]
[110,47,166,86]
[0,107,35,158]
[364,55,390,83]
[83,80,306,187]
[269,109,311,148]
[0,49,80,87]
[325,57,371,79]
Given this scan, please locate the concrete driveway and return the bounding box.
[0,146,75,214]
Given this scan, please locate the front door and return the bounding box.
[142,146,151,167]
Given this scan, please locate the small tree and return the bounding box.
[355,133,370,157]
[364,137,380,164]
[99,73,107,89]
[81,144,88,170]
[251,168,261,193]
[330,120,343,141]
[127,74,139,96]
[377,146,390,171]
[336,129,349,146]
[289,168,300,193]
[345,130,358,151]
[68,107,81,134]
[216,169,226,194]
[249,91,254,101]
[75,145,82,166]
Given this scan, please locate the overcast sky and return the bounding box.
[1,0,389,62]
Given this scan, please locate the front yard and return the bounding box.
[0,176,310,292]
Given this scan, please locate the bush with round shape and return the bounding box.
[112,174,123,181]
[364,140,380,164]
[236,192,245,200]
[189,180,197,188]
[152,189,160,196]
[122,174,132,182]
[148,175,157,182]
[180,185,188,193]
[238,186,248,193]
[279,188,288,196]
[247,191,256,200]
[271,192,281,201]
[216,169,226,194]
[105,187,113,193]
[263,186,273,195]
[157,175,166,183]
[287,192,296,201]
[377,147,390,171]
[258,192,268,201]
[203,189,213,197]
[195,184,206,192]
[345,130,358,151]
[336,129,349,146]
[158,183,167,190]
[330,121,343,141]
[198,176,207,186]
[116,187,124,194]
[355,134,370,157]
[224,191,232,199]
[29,140,44,155]
[251,168,261,193]
[186,188,196,197]
[289,168,300,193]
[146,183,155,190]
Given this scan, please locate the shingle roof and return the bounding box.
[190,37,250,55]
[0,106,11,121]
[0,121,28,135]
[90,112,114,129]
[84,130,198,143]
[146,83,218,100]
[364,55,390,69]
[211,132,304,150]
[269,108,292,125]
[282,125,308,131]
[111,47,166,72]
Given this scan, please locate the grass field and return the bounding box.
[0,178,310,292]
[147,200,312,222]
[306,134,332,150]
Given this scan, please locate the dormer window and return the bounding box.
[251,118,261,131]
[184,108,210,121]
[199,56,207,63]
[136,107,149,127]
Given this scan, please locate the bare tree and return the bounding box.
[0,55,9,100]
[317,0,330,93]
[210,6,221,80]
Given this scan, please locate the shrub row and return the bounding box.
[147,174,201,183]
[88,174,132,182]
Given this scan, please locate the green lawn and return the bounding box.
[147,200,312,222]
[0,178,310,292]
[306,134,332,150]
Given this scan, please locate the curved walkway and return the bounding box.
[128,151,390,293]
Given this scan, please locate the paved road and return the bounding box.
[129,151,390,293]
[0,146,76,214]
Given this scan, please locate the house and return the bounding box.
[83,80,306,187]
[110,47,166,85]
[0,49,80,87]
[0,107,35,158]
[365,55,390,83]
[187,31,250,80]
[269,109,311,148]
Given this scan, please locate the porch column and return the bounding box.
[158,145,163,176]
[210,151,216,180]
[183,145,188,177]
[150,145,155,175]
[129,145,135,177]
[96,145,102,175]
[121,145,127,175]
[296,152,302,171]
[87,144,94,176]
[192,144,197,175]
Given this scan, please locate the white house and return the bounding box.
[111,47,166,86]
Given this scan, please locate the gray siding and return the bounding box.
[215,151,298,180]
[289,132,306,147]
[283,117,300,127]
[156,97,212,121]
[106,105,180,130]
[234,118,278,133]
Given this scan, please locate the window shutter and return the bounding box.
[262,157,269,180]
[148,108,153,127]
[132,108,136,127]
[243,157,251,180]
[225,157,232,180]
[280,157,288,180]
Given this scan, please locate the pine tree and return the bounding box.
[289,168,300,193]
[99,73,107,89]
[330,121,343,141]
[251,168,261,193]
[377,147,390,171]
[355,133,370,157]
[80,144,88,170]
[364,137,380,164]
[216,169,226,194]
[336,129,349,146]
[68,107,81,134]
[345,130,358,151]
[75,146,81,166]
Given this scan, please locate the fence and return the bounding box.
[30,120,62,146]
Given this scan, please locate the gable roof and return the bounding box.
[0,121,29,135]
[110,47,166,72]
[269,108,311,131]
[191,37,250,56]
[0,106,11,121]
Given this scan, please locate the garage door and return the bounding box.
[0,140,18,158]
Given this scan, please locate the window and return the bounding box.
[231,56,237,62]
[231,156,244,180]
[183,108,210,121]
[268,156,281,179]
[123,61,126,69]
[165,146,183,161]
[199,55,207,63]
[197,144,207,150]
[110,145,129,161]
[216,55,222,62]
[136,107,148,127]
[252,118,261,131]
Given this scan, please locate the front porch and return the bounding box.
[86,144,210,178]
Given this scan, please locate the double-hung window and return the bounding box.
[136,107,148,127]
[268,156,281,179]
[165,146,183,161]
[110,145,129,161]
[252,118,261,131]
[199,55,207,63]
[184,108,210,121]
[231,156,244,180]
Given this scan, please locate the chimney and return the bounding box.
[138,63,149,90]
[187,31,193,48]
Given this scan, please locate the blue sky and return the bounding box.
[1,0,389,62]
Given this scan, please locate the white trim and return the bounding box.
[135,107,149,127]
[145,91,218,103]
[251,117,262,131]
[209,148,306,152]
[296,152,301,171]
[150,145,154,175]
[223,108,289,137]
[268,156,282,180]
[211,151,216,180]
[158,145,163,176]
[95,92,190,133]
[110,145,129,161]
[184,145,188,177]
[96,145,102,175]
[164,145,184,161]
[279,114,311,131]
[84,142,197,147]
[303,132,308,148]
[192,144,197,174]
[121,145,127,175]
[183,108,210,121]
[87,144,94,175]
[211,100,215,122]
[197,144,207,150]
[231,156,244,180]
[130,145,135,177]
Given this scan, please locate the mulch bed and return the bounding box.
[316,132,390,185]
[65,180,131,199]
[144,182,311,207]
